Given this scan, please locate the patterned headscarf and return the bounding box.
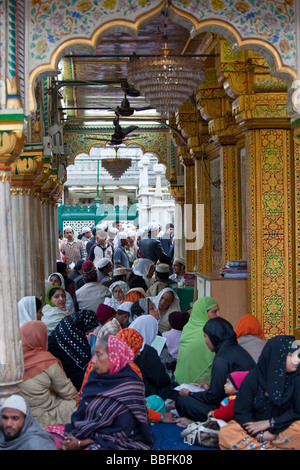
[107,335,135,374]
[116,328,144,356]
[52,310,98,369]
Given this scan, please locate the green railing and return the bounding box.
[57,202,139,234]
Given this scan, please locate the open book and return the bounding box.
[151,335,166,355]
[174,383,205,393]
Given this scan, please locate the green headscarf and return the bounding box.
[174,297,218,384]
[45,285,66,307]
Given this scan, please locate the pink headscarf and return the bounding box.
[107,335,135,374]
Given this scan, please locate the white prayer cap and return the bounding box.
[174,257,186,266]
[147,222,160,232]
[82,226,91,234]
[117,301,133,313]
[96,222,108,231]
[118,231,128,240]
[108,227,118,239]
[1,395,27,415]
[155,263,170,273]
[98,258,110,269]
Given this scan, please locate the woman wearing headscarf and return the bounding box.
[103,280,129,311]
[47,272,74,314]
[129,258,154,291]
[175,317,256,424]
[48,310,99,391]
[122,287,146,303]
[129,297,160,324]
[47,335,155,450]
[42,286,70,335]
[236,313,268,363]
[219,335,300,450]
[174,297,220,386]
[17,321,78,429]
[129,315,178,401]
[153,287,181,334]
[18,296,43,326]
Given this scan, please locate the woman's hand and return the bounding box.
[61,435,93,450]
[193,382,209,390]
[243,420,270,436]
[179,388,190,396]
[61,435,81,451]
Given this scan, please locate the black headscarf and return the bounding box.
[50,309,98,369]
[203,317,237,353]
[255,335,300,406]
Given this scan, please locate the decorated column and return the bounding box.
[0,109,26,400]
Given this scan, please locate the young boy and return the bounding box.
[208,371,249,422]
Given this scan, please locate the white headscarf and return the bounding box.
[132,258,154,287]
[47,272,74,314]
[129,315,158,351]
[18,296,37,327]
[153,287,181,334]
[104,280,130,310]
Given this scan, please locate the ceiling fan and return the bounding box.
[84,115,140,146]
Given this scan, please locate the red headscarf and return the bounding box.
[21,321,61,381]
[236,314,265,339]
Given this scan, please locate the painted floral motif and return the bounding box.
[29,0,296,72]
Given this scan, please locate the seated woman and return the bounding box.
[122,287,146,303]
[18,296,43,326]
[129,315,178,401]
[48,310,99,391]
[129,259,154,292]
[174,297,220,386]
[17,321,78,429]
[42,286,70,335]
[175,317,256,425]
[219,335,300,450]
[47,335,155,450]
[236,313,268,363]
[129,297,160,324]
[46,272,74,314]
[152,287,181,334]
[103,280,129,311]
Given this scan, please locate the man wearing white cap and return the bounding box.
[169,257,186,284]
[145,263,175,297]
[139,222,172,265]
[89,228,114,269]
[97,257,113,285]
[0,395,57,450]
[61,226,86,266]
[113,231,130,270]
[81,226,92,244]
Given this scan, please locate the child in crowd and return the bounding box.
[162,311,190,359]
[208,371,249,422]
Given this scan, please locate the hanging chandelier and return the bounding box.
[127,45,205,118]
[101,148,131,180]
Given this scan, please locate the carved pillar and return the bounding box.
[168,179,185,260]
[0,110,26,401]
[10,149,45,300]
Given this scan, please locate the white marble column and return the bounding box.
[0,179,24,401]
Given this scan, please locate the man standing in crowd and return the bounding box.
[139,222,172,265]
[88,229,114,268]
[61,226,86,266]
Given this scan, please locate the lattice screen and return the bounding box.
[63,220,95,238]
